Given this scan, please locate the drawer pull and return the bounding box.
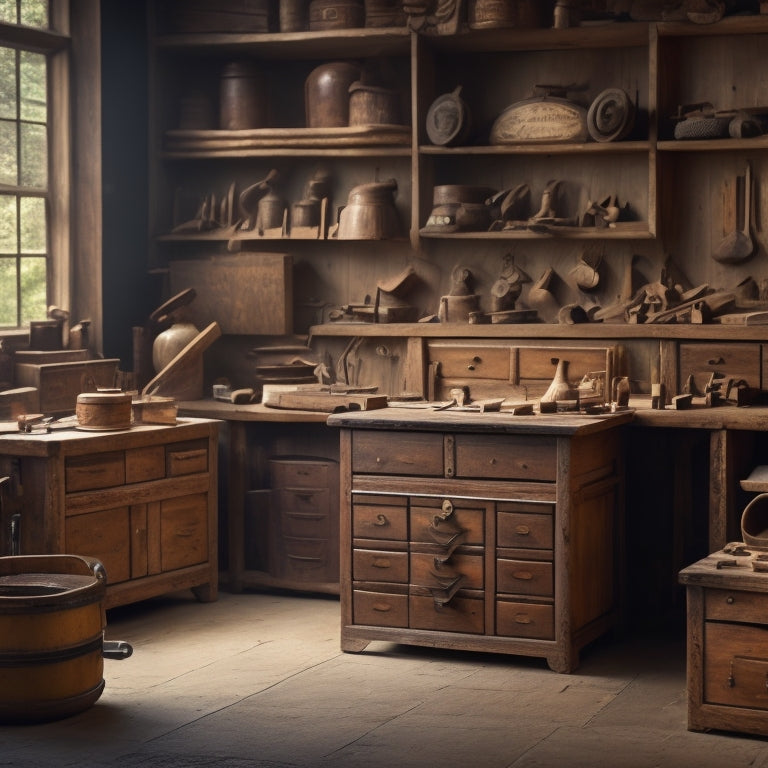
[372,602,391,613]
[708,357,725,366]
[372,558,391,569]
[514,613,532,625]
[373,514,389,527]
[467,356,482,370]
[515,525,531,536]
[513,570,533,581]
[726,596,735,604]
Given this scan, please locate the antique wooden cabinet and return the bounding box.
[328,407,632,673]
[680,550,768,737]
[0,418,219,609]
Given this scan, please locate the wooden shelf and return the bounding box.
[419,223,654,240]
[658,137,768,152]
[419,141,651,156]
[309,322,768,341]
[152,26,412,58]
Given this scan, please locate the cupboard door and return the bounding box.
[159,493,209,572]
[65,507,132,584]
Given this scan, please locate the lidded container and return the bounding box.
[305,61,361,128]
[219,61,266,130]
[309,0,364,30]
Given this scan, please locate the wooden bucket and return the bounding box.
[742,493,768,550]
[0,555,107,724]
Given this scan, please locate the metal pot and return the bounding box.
[335,179,400,239]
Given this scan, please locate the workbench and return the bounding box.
[0,418,219,608]
[326,407,633,672]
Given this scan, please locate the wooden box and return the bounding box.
[679,550,768,736]
[14,359,119,414]
[169,252,292,336]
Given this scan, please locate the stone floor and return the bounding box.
[2,589,768,768]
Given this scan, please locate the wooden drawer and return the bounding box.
[353,587,408,627]
[410,501,484,546]
[453,434,557,481]
[66,451,125,492]
[270,458,335,489]
[352,430,444,476]
[166,440,208,477]
[497,505,553,550]
[704,621,768,710]
[159,492,209,572]
[409,591,484,634]
[496,599,554,640]
[353,497,408,541]
[126,445,166,484]
[277,488,331,538]
[705,588,768,625]
[430,344,512,380]
[354,548,408,583]
[282,536,334,582]
[678,342,761,394]
[410,551,484,590]
[497,558,553,597]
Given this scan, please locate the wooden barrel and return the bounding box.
[0,554,107,724]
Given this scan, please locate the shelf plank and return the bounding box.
[419,141,651,156]
[309,322,768,341]
[658,137,768,152]
[418,223,654,240]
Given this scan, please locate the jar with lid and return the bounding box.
[219,61,266,130]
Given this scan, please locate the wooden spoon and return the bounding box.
[714,163,755,264]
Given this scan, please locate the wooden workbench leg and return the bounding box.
[709,429,729,552]
[228,422,248,593]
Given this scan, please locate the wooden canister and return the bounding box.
[364,0,407,26]
[0,554,106,724]
[219,61,266,130]
[309,0,364,30]
[76,391,133,431]
[305,61,361,128]
[280,0,307,30]
[468,0,548,28]
[348,82,401,126]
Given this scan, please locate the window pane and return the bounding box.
[20,195,44,252]
[0,120,17,185]
[0,48,17,120]
[20,0,47,28]
[20,121,46,187]
[0,194,17,252]
[20,51,45,122]
[0,257,19,326]
[19,254,46,323]
[0,1,17,24]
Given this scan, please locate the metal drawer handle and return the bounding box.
[515,525,531,536]
[372,602,391,612]
[707,357,725,366]
[514,613,532,625]
[372,558,391,569]
[373,514,389,527]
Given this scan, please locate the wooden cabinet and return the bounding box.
[269,456,339,584]
[329,407,632,673]
[679,550,768,737]
[0,419,219,609]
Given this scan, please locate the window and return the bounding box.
[0,0,68,329]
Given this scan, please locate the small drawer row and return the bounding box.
[352,587,554,639]
[353,495,553,549]
[65,439,209,493]
[351,430,557,482]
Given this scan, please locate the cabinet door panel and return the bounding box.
[159,493,208,571]
[65,507,131,584]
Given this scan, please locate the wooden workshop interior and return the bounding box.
[6,0,768,734]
